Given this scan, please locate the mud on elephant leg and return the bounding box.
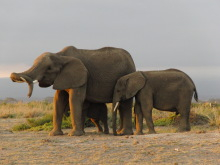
[134,103,144,135]
[117,98,134,135]
[116,109,123,134]
[87,103,109,134]
[90,118,104,132]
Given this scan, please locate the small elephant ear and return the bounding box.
[125,71,146,99]
[53,58,88,90]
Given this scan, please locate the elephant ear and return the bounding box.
[53,58,88,90]
[125,71,146,99]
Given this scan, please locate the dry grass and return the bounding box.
[0,101,52,118]
[1,101,220,132]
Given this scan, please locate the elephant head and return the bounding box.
[10,52,88,97]
[112,71,146,135]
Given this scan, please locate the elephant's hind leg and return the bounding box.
[134,102,144,135]
[177,106,191,132]
[141,102,156,134]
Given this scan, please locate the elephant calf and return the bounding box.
[85,103,109,134]
[65,102,109,134]
[112,69,198,135]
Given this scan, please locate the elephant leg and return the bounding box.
[134,102,144,135]
[49,90,68,136]
[141,101,156,134]
[90,118,103,132]
[178,106,191,132]
[82,101,91,132]
[116,108,123,134]
[100,104,109,134]
[102,121,109,134]
[68,87,86,136]
[117,98,133,135]
[81,107,88,133]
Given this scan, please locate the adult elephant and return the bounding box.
[10,46,136,136]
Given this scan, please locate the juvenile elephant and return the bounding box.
[10,46,135,136]
[112,69,198,135]
[85,103,109,134]
[64,102,109,134]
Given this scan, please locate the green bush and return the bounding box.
[12,114,74,131]
[62,116,72,129]
[29,122,53,131]
[12,123,31,131]
[12,114,53,131]
[27,114,53,127]
[154,116,175,126]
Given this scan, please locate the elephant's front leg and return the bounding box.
[68,88,86,136]
[49,90,68,136]
[116,108,123,134]
[90,118,104,133]
[117,98,134,135]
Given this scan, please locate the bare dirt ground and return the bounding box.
[0,119,219,165]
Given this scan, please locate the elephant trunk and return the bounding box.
[10,72,37,98]
[112,101,119,136]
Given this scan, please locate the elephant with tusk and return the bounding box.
[112,69,198,135]
[10,74,37,98]
[10,46,136,136]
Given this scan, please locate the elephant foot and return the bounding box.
[117,128,133,136]
[68,129,85,136]
[134,131,144,135]
[97,129,109,134]
[104,130,109,134]
[116,128,122,134]
[97,128,104,133]
[178,127,191,132]
[49,129,64,136]
[147,130,156,134]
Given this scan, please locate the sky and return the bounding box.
[0,0,220,100]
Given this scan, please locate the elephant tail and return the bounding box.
[194,88,198,102]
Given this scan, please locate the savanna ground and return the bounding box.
[0,101,219,164]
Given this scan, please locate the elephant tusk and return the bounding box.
[33,80,38,84]
[113,102,119,112]
[15,80,24,83]
[20,77,27,83]
[20,77,34,98]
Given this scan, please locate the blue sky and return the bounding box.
[0,0,220,100]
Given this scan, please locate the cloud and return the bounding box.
[137,66,220,78]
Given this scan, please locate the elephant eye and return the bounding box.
[47,66,52,70]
